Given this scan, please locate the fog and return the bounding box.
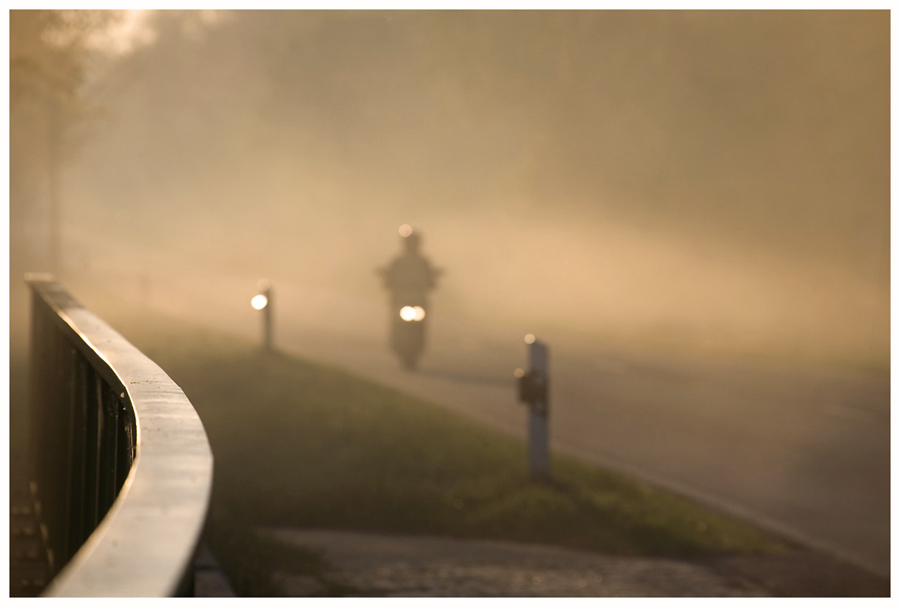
[12,10,890,367]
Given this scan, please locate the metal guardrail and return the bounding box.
[25,274,214,597]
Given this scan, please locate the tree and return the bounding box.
[10,10,120,273]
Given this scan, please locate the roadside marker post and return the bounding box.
[515,334,550,481]
[251,279,273,351]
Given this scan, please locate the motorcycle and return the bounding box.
[390,300,427,370]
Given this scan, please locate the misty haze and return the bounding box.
[9,9,890,597]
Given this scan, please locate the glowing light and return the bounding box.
[525,334,536,344]
[399,306,426,321]
[251,294,268,310]
[399,224,413,237]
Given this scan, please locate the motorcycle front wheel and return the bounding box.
[400,351,420,370]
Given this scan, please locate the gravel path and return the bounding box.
[265,529,767,597]
[263,529,889,598]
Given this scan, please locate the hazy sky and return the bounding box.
[31,9,891,364]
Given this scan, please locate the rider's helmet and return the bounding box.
[399,224,421,252]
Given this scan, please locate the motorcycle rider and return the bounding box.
[379,225,441,311]
[378,225,442,368]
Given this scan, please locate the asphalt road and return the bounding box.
[271,282,891,579]
[46,232,891,579]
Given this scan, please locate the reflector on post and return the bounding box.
[251,294,268,310]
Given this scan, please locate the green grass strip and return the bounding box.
[117,311,792,593]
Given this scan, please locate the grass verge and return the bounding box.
[115,310,793,595]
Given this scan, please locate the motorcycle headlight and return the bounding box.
[399,306,426,322]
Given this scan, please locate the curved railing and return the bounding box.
[26,275,214,597]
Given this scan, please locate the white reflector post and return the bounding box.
[255,279,273,351]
